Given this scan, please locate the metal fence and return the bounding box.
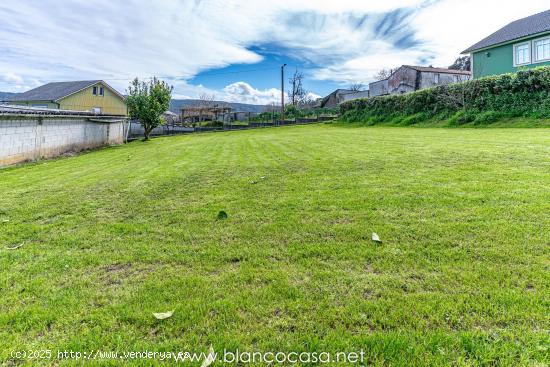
[127,115,336,140]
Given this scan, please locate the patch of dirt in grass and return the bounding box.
[364,264,381,274]
[207,260,242,276]
[362,288,382,299]
[330,216,353,225]
[99,263,154,287]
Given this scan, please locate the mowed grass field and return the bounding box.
[0,124,549,366]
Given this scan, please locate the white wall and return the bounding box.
[0,116,125,166]
[340,90,370,103]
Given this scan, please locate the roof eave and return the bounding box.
[462,29,550,54]
[8,99,56,103]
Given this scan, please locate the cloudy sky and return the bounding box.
[0,0,549,104]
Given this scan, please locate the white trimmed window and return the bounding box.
[514,42,531,65]
[534,38,550,62]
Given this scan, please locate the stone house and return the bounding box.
[369,65,471,97]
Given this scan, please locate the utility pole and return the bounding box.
[281,64,286,124]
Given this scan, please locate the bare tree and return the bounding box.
[298,93,318,109]
[350,83,365,91]
[288,69,307,106]
[185,93,216,125]
[196,93,216,108]
[373,68,393,81]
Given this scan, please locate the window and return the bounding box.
[534,38,550,62]
[514,42,531,65]
[92,86,97,95]
[99,87,104,96]
[434,73,440,84]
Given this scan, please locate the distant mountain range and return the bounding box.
[1,92,268,113]
[169,99,267,114]
[0,92,17,101]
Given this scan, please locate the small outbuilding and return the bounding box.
[316,89,370,108]
[180,106,232,123]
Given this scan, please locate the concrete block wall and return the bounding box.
[0,115,125,166]
[128,120,165,137]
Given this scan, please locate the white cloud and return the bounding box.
[0,72,43,91]
[1,72,23,85]
[306,91,321,101]
[313,41,428,84]
[222,82,283,105]
[0,0,549,97]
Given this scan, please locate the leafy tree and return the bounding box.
[449,56,471,71]
[126,77,173,140]
[284,104,304,119]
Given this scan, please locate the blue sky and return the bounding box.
[188,47,341,99]
[0,0,549,104]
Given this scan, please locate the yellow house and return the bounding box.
[7,80,127,115]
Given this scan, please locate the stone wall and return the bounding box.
[418,72,470,89]
[388,67,418,95]
[0,114,126,166]
[369,79,389,97]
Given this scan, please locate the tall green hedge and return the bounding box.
[340,67,550,124]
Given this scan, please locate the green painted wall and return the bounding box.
[473,33,550,79]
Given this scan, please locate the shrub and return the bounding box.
[340,66,550,124]
[473,111,505,125]
[447,110,475,126]
[400,112,430,125]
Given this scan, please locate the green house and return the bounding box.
[463,9,550,79]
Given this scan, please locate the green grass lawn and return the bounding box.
[1,124,549,366]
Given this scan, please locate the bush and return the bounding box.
[400,112,430,126]
[473,111,505,125]
[447,110,476,126]
[340,66,550,124]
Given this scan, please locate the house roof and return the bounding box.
[0,104,125,117]
[462,9,550,53]
[403,65,471,75]
[8,80,123,102]
[315,89,355,108]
